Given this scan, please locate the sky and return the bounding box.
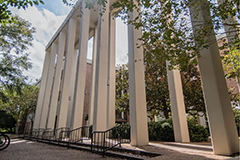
[10,0,128,84]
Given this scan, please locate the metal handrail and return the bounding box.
[91,124,131,156]
[42,128,55,140]
[59,126,90,143]
[23,124,131,157]
[54,127,70,140]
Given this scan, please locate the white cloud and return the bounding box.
[10,7,129,84]
[10,6,69,83]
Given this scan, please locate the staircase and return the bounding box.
[23,124,162,159]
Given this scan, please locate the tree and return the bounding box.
[0,0,44,24]
[144,58,170,120]
[66,0,239,71]
[179,56,205,115]
[115,64,129,113]
[0,84,39,133]
[0,15,35,102]
[222,47,240,90]
[116,51,206,119]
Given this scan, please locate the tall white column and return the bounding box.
[47,32,66,129]
[106,13,116,129]
[92,2,110,132]
[33,51,51,129]
[190,0,239,155]
[71,5,90,130]
[167,65,190,142]
[66,49,78,128]
[56,18,77,129]
[88,26,98,126]
[128,2,149,146]
[39,43,58,129]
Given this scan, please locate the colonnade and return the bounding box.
[33,0,238,156]
[33,0,149,146]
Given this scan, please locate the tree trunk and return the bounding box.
[163,109,169,119]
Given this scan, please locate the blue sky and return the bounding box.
[35,0,72,16]
[10,1,128,83]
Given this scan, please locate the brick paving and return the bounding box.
[1,139,239,160]
[1,139,116,160]
[120,142,237,160]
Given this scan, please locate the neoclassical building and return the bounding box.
[33,0,239,156]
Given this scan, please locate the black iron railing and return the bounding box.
[24,124,131,157]
[53,127,70,140]
[23,129,32,138]
[32,128,45,140]
[25,127,69,141]
[91,124,131,156]
[42,128,55,140]
[59,126,90,143]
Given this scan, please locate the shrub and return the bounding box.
[110,123,130,139]
[148,118,209,142]
[237,124,240,136]
[188,124,209,142]
[161,122,174,141]
[148,120,174,142]
[148,121,163,141]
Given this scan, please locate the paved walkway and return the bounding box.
[120,142,238,160]
[1,139,116,160]
[1,139,239,160]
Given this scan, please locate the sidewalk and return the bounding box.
[1,139,239,160]
[120,141,238,160]
[1,139,116,160]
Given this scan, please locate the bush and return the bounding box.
[188,124,209,142]
[148,120,174,142]
[148,118,209,142]
[161,122,174,141]
[148,121,163,141]
[111,123,130,139]
[0,110,16,133]
[237,124,240,136]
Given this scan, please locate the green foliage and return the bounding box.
[180,57,205,116]
[148,119,174,142]
[145,58,170,119]
[116,58,206,119]
[0,110,16,133]
[148,118,209,142]
[237,124,240,137]
[0,15,35,102]
[0,84,39,133]
[72,0,239,71]
[222,47,240,82]
[115,64,129,112]
[0,0,44,24]
[233,108,240,126]
[111,123,131,139]
[187,117,209,142]
[0,15,35,54]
